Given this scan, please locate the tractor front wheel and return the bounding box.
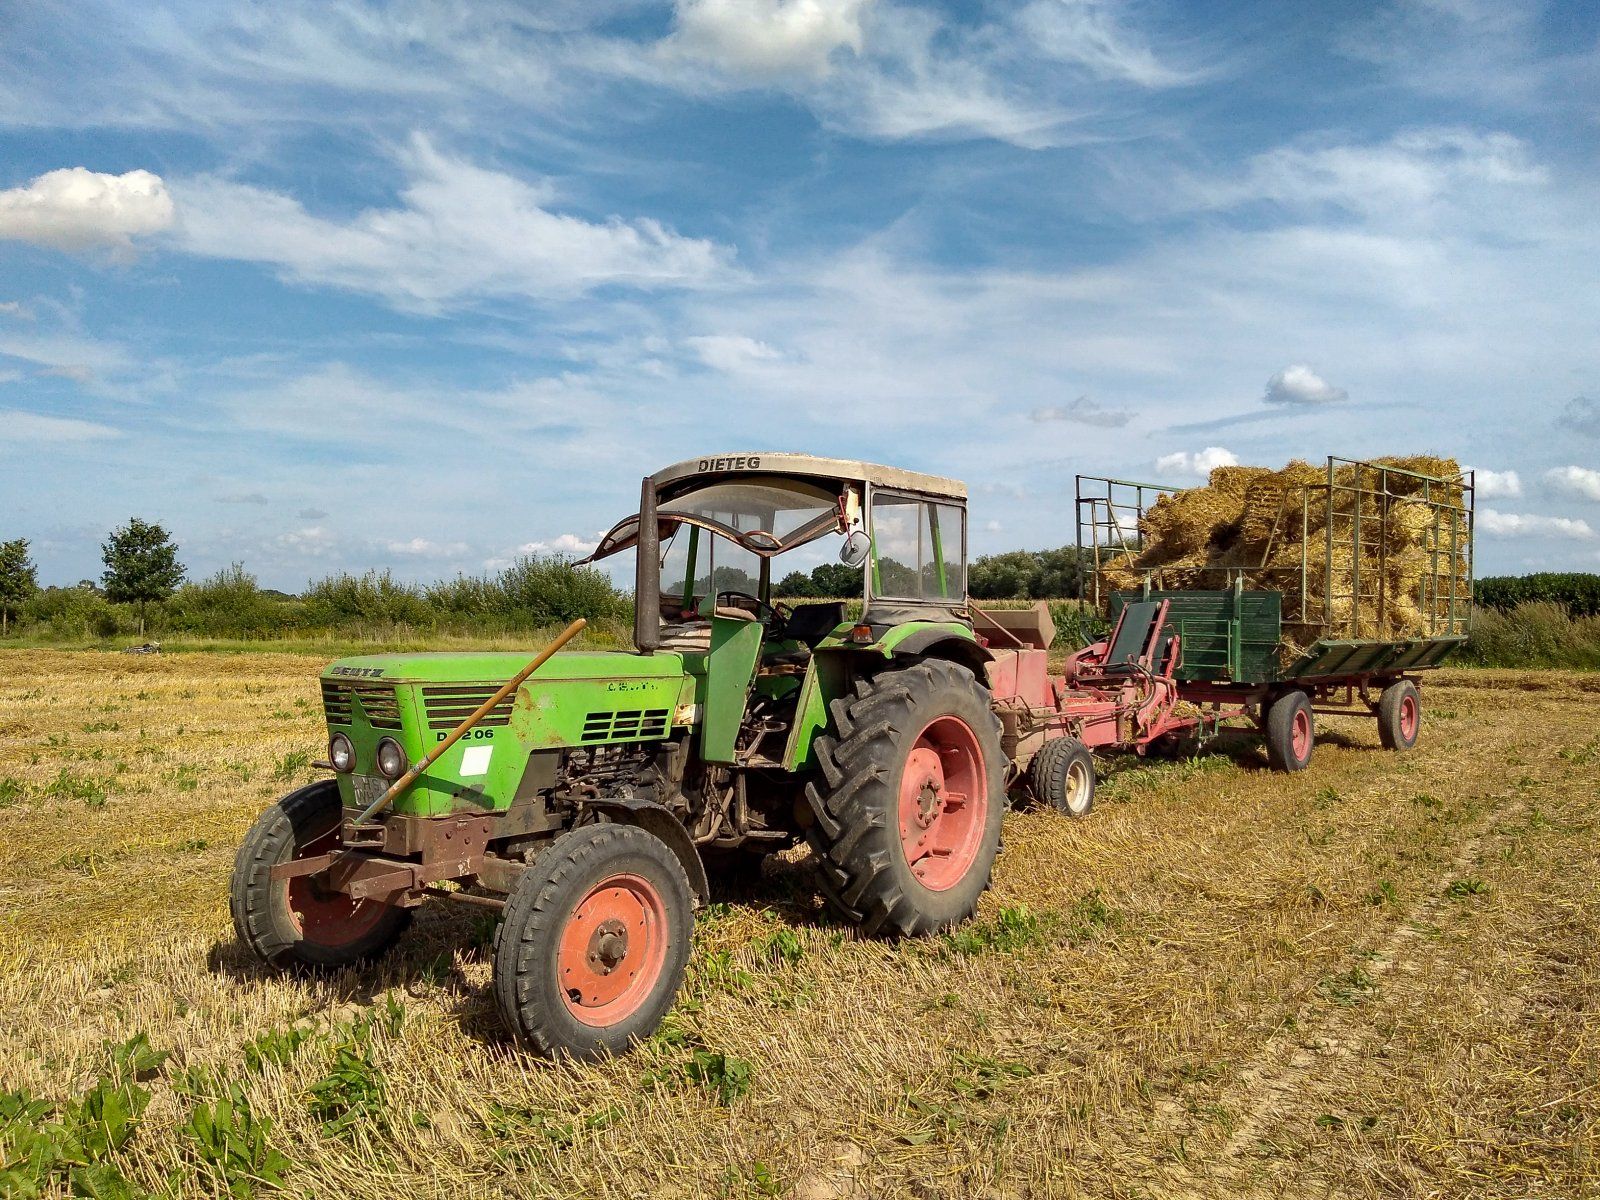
[804,658,1006,937]
[492,823,692,1059]
[230,779,411,970]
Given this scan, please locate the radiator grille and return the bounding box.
[421,685,514,730]
[581,709,670,743]
[321,681,403,730]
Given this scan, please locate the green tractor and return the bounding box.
[232,454,1006,1058]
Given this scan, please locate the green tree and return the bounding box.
[776,570,815,598]
[102,518,186,635]
[0,538,38,635]
[809,562,863,598]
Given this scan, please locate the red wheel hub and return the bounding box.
[1399,692,1419,741]
[557,873,668,1027]
[1291,707,1312,761]
[896,715,989,892]
[285,823,391,947]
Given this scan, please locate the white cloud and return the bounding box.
[685,334,784,373]
[1478,508,1596,539]
[0,167,173,255]
[174,135,733,310]
[385,537,471,557]
[1016,0,1195,87]
[38,364,96,384]
[520,533,599,556]
[275,526,338,557]
[1030,395,1130,428]
[667,0,867,78]
[1545,465,1600,503]
[1263,364,1348,406]
[0,410,121,443]
[1156,446,1238,476]
[1468,468,1521,499]
[0,301,32,319]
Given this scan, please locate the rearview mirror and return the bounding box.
[839,529,872,569]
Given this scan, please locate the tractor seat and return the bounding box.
[779,601,846,647]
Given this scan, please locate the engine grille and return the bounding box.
[421,685,515,730]
[321,681,403,730]
[581,709,670,743]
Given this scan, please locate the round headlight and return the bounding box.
[375,737,408,781]
[328,733,354,773]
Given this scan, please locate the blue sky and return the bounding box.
[1,0,1597,591]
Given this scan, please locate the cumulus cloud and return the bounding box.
[174,135,733,310]
[685,334,784,373]
[1477,508,1595,539]
[1263,364,1348,405]
[666,0,867,78]
[1030,395,1130,428]
[1,410,120,443]
[275,526,338,557]
[385,537,470,557]
[1156,446,1238,476]
[1469,468,1521,499]
[1545,465,1600,503]
[1561,397,1600,438]
[0,167,173,255]
[483,532,599,571]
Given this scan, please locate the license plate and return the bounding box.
[350,775,387,809]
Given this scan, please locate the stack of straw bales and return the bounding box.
[1101,456,1464,655]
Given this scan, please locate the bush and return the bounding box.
[968,546,1092,600]
[164,565,291,639]
[495,556,629,627]
[19,586,128,640]
[301,571,434,629]
[1459,601,1600,669]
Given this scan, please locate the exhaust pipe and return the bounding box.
[635,474,660,654]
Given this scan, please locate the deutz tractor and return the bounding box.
[232,454,1008,1058]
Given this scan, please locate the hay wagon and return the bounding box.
[968,457,1474,814]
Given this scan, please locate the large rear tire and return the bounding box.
[1377,678,1421,750]
[1029,737,1096,817]
[1264,690,1315,772]
[230,779,411,970]
[492,823,692,1060]
[804,658,1006,937]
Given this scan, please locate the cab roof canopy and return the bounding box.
[651,452,966,501]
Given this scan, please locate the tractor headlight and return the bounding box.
[328,733,355,773]
[375,737,408,781]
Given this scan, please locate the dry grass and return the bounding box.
[1,651,1596,1198]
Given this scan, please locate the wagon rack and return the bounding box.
[1006,456,1482,772]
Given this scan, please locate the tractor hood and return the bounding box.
[321,649,688,686]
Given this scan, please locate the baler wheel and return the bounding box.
[492,823,692,1060]
[803,658,1005,937]
[230,779,411,971]
[1264,690,1315,772]
[1377,679,1421,751]
[1028,737,1096,817]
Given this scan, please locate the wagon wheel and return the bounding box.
[1377,679,1421,751]
[1264,690,1314,772]
[803,658,1006,937]
[492,823,692,1059]
[231,779,411,970]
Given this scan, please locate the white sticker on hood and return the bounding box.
[460,745,493,777]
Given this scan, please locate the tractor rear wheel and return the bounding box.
[1264,689,1315,772]
[492,823,692,1060]
[804,658,1005,937]
[1377,678,1421,751]
[1029,737,1096,817]
[230,779,411,970]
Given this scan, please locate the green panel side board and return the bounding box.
[700,615,765,764]
[1110,589,1281,683]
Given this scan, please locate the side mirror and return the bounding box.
[839,529,872,569]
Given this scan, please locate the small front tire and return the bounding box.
[230,779,411,971]
[492,823,693,1060]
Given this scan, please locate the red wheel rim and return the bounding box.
[1399,692,1419,741]
[897,715,989,892]
[557,873,668,1027]
[284,823,391,948]
[1290,707,1312,761]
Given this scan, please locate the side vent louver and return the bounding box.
[580,709,670,743]
[320,682,403,730]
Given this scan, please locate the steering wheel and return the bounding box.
[716,591,791,624]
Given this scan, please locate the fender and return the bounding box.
[586,795,711,906]
[887,627,992,675]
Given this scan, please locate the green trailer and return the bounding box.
[1075,457,1475,770]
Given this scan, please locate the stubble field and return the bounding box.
[1,649,1596,1198]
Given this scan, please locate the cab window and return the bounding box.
[869,493,966,602]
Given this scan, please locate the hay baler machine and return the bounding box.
[232,454,1021,1060]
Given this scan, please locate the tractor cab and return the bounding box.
[583,452,972,660]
